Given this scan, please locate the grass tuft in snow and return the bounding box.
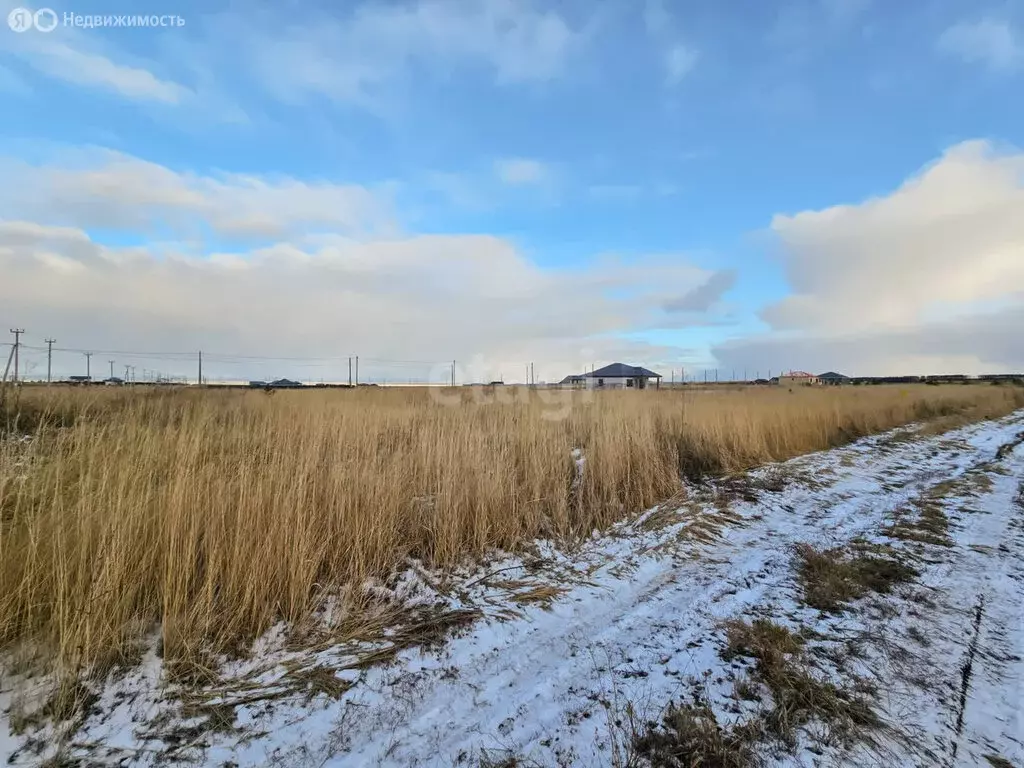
[721,619,881,750]
[984,754,1016,768]
[795,544,918,613]
[882,498,953,548]
[722,619,805,664]
[636,617,883,767]
[634,692,762,768]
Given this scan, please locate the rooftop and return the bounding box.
[587,363,662,379]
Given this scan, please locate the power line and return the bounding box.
[14,344,451,369]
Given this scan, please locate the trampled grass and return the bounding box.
[1,382,1022,679]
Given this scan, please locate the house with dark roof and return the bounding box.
[818,371,851,386]
[249,378,304,389]
[560,363,662,390]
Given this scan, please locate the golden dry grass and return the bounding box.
[1,382,1022,678]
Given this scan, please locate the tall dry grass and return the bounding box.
[1,383,1022,677]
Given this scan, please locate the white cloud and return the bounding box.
[665,44,699,85]
[642,0,671,36]
[25,41,190,103]
[642,0,698,86]
[764,140,1024,333]
[715,306,1024,378]
[495,158,548,185]
[0,150,397,240]
[0,151,719,383]
[938,19,1022,71]
[663,270,736,313]
[225,0,584,106]
[0,222,714,382]
[714,140,1024,376]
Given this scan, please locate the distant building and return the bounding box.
[818,371,851,386]
[560,363,662,390]
[67,375,92,384]
[558,374,588,389]
[248,378,303,389]
[777,371,819,386]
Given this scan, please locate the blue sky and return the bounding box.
[1,0,1022,382]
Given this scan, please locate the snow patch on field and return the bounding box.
[3,412,1024,766]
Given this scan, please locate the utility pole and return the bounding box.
[451,360,455,388]
[108,360,115,380]
[531,362,534,386]
[348,357,352,387]
[124,364,130,381]
[355,356,359,386]
[84,352,93,380]
[130,366,136,383]
[9,329,24,383]
[45,338,56,383]
[198,351,202,386]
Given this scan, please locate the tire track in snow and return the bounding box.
[952,593,985,764]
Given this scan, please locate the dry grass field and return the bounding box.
[2,382,1023,684]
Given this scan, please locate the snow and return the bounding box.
[3,411,1024,767]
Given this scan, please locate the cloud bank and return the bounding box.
[715,140,1024,376]
[1,151,716,383]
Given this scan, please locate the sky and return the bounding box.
[1,0,1022,384]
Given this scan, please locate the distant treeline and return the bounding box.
[848,374,1024,385]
